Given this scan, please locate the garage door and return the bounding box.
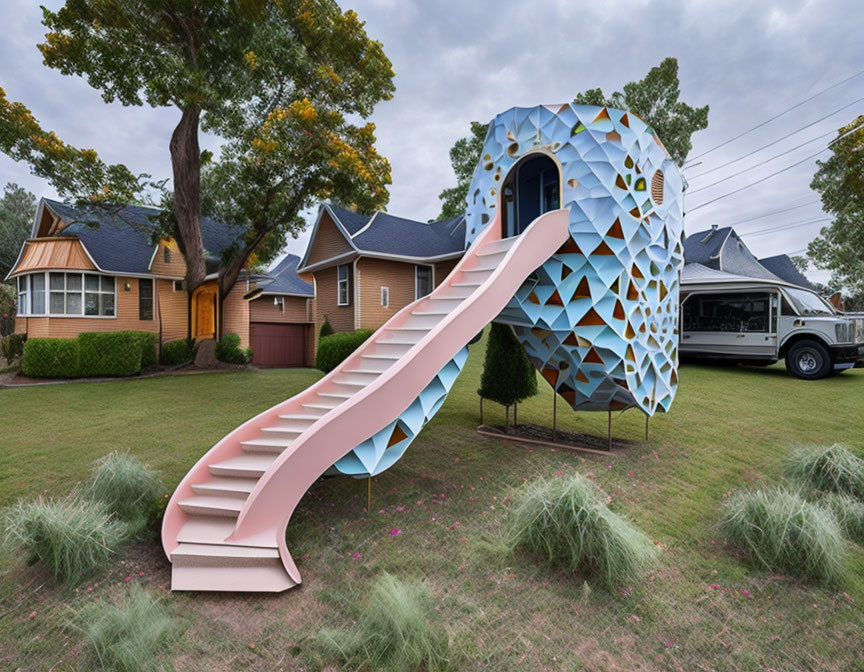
[250,322,308,368]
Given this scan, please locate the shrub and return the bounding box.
[478,322,537,408]
[2,496,127,584]
[720,488,845,584]
[315,329,373,373]
[78,332,144,377]
[215,332,252,364]
[508,473,656,588]
[115,331,158,368]
[75,585,175,672]
[160,338,194,366]
[820,492,864,544]
[83,451,164,535]
[1,332,26,362]
[319,573,455,671]
[785,444,864,500]
[319,315,334,338]
[21,337,80,378]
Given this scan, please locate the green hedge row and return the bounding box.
[21,331,158,379]
[160,339,195,366]
[316,329,373,373]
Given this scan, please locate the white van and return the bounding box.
[680,264,864,380]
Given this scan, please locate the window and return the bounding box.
[17,276,27,315]
[337,264,351,306]
[783,287,835,317]
[174,280,184,292]
[30,274,45,314]
[139,278,154,320]
[163,246,171,263]
[415,265,433,300]
[683,292,771,333]
[381,286,389,307]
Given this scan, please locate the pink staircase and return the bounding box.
[162,209,571,591]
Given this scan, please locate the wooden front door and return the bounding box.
[250,322,308,368]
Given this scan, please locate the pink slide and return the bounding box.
[162,209,570,592]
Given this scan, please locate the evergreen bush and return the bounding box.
[21,337,80,378]
[215,332,253,364]
[78,332,143,377]
[315,329,373,373]
[319,315,335,338]
[1,332,26,362]
[160,339,194,366]
[478,323,537,408]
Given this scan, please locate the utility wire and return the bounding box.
[738,216,830,238]
[687,123,862,213]
[689,199,820,230]
[686,68,864,161]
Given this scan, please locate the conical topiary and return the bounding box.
[319,316,335,338]
[478,323,538,421]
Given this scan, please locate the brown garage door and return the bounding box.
[250,322,308,368]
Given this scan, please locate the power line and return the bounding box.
[687,122,862,213]
[689,199,820,230]
[687,67,864,161]
[738,216,830,238]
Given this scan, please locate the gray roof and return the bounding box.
[351,212,466,258]
[44,199,244,276]
[683,226,732,267]
[258,254,313,296]
[684,226,782,282]
[328,204,372,236]
[758,255,814,290]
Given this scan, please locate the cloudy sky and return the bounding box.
[1,0,861,285]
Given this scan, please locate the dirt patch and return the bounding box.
[478,423,643,455]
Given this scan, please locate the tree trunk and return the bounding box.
[169,105,206,340]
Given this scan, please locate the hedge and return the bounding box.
[78,332,143,377]
[215,333,252,365]
[123,331,158,368]
[160,339,194,366]
[22,338,80,378]
[316,329,373,373]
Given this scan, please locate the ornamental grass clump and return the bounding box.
[820,492,864,545]
[83,451,165,535]
[508,472,656,588]
[75,585,175,672]
[784,444,864,500]
[2,496,127,584]
[319,573,456,672]
[720,487,845,584]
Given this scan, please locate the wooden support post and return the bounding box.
[367,477,371,512]
[608,410,613,451]
[552,392,558,443]
[645,414,649,442]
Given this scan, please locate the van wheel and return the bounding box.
[786,340,831,380]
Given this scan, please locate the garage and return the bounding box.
[250,322,310,368]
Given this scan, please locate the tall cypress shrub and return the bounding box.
[478,323,537,426]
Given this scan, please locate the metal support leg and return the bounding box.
[607,410,612,452]
[552,392,558,443]
[645,414,649,441]
[367,477,371,512]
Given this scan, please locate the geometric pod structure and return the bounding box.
[162,104,683,592]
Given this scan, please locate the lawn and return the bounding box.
[1,338,863,671]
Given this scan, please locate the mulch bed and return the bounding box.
[1,364,255,388]
[477,422,642,455]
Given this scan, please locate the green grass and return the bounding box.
[2,495,128,584]
[508,472,656,588]
[74,584,175,672]
[719,487,846,584]
[1,346,863,670]
[318,572,456,671]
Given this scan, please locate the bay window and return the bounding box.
[15,272,116,317]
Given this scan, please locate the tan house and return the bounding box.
[297,204,467,333]
[7,199,314,367]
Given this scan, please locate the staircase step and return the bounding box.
[177,516,237,545]
[171,563,296,592]
[192,477,258,497]
[260,425,305,435]
[331,377,371,386]
[302,402,340,411]
[276,413,322,422]
[317,391,354,399]
[242,437,295,454]
[342,368,381,376]
[172,542,280,567]
[209,454,275,478]
[178,495,244,517]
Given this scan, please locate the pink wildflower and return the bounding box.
[449,521,460,529]
[139,571,144,576]
[555,470,563,477]
[123,576,131,583]
[389,528,402,536]
[709,584,721,590]
[742,589,753,599]
[352,552,361,560]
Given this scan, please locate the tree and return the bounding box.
[0,183,36,281]
[1,1,394,336]
[807,116,864,297]
[790,255,810,274]
[478,323,537,428]
[436,57,708,217]
[437,121,488,219]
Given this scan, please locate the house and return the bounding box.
[297,203,467,333]
[683,225,784,282]
[757,254,815,290]
[6,198,314,367]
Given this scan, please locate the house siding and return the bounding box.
[222,281,250,348]
[434,259,459,287]
[150,240,186,278]
[356,258,417,331]
[312,265,355,334]
[250,296,310,323]
[305,212,354,268]
[158,279,189,343]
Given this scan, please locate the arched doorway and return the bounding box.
[500,153,561,238]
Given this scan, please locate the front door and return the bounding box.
[681,291,778,359]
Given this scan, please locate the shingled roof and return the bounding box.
[758,254,814,289]
[683,225,782,282]
[257,254,313,297]
[42,199,244,276]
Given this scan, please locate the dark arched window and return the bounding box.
[500,154,560,238]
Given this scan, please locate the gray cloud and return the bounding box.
[2,0,860,284]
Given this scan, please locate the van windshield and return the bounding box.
[784,287,835,316]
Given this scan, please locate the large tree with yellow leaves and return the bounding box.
[0,0,394,328]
